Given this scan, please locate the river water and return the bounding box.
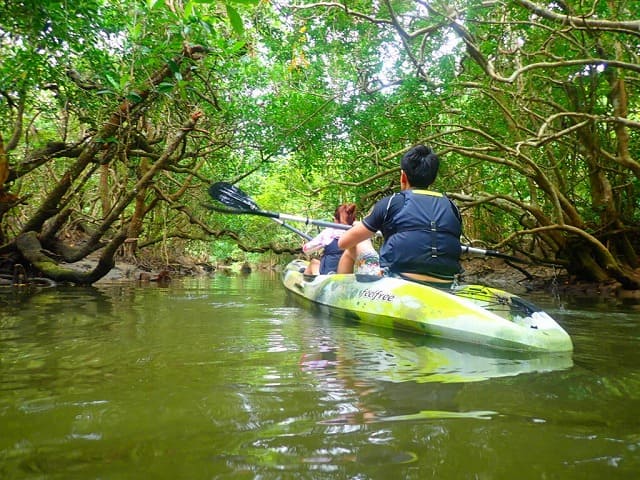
[1,270,639,479]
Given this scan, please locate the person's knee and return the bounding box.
[305,258,320,275]
[355,239,376,257]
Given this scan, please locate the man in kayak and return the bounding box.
[338,144,463,283]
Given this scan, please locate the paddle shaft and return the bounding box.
[271,218,312,240]
[242,208,527,261]
[223,205,351,230]
[460,245,528,263]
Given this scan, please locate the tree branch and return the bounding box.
[514,0,640,36]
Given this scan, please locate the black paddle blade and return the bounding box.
[208,182,259,212]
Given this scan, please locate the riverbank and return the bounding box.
[461,257,640,299]
[83,253,638,299]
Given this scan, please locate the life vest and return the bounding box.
[380,189,462,278]
[319,238,343,274]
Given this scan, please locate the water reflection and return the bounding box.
[298,324,573,426]
[1,284,115,321]
[301,329,573,384]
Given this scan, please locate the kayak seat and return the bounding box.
[355,273,384,283]
[394,272,454,289]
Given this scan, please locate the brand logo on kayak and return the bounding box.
[359,288,395,302]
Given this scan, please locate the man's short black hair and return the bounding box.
[400,145,439,187]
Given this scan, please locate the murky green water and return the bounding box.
[1,271,639,479]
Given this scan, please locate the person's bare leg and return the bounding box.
[337,248,357,274]
[355,239,376,257]
[304,258,320,275]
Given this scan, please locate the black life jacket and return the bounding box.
[319,238,343,274]
[380,190,462,278]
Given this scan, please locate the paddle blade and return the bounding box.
[208,182,259,212]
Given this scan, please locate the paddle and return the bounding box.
[207,182,529,264]
[208,182,351,230]
[206,182,314,240]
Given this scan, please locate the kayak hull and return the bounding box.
[282,260,573,352]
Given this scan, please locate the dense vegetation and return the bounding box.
[0,1,638,289]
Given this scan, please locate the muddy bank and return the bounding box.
[7,252,635,299]
[96,255,637,299]
[459,257,561,293]
[460,257,639,299]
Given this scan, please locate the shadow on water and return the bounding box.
[0,284,118,349]
[1,283,115,311]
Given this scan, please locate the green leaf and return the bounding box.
[184,1,195,18]
[119,72,131,90]
[225,4,244,36]
[157,82,174,93]
[229,40,246,54]
[105,73,120,91]
[167,59,180,74]
[126,92,143,103]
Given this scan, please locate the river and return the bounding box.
[1,270,639,479]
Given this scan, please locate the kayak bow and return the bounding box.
[282,259,573,352]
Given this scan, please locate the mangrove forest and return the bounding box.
[0,0,639,290]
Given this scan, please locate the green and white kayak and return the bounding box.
[282,260,573,352]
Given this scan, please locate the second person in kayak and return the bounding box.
[337,144,463,283]
[302,203,357,275]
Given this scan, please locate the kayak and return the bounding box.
[282,259,573,352]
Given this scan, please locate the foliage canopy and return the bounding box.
[1,0,639,289]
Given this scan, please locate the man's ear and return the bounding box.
[400,169,409,189]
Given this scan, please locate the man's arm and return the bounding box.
[337,221,374,250]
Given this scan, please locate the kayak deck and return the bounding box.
[282,260,573,352]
